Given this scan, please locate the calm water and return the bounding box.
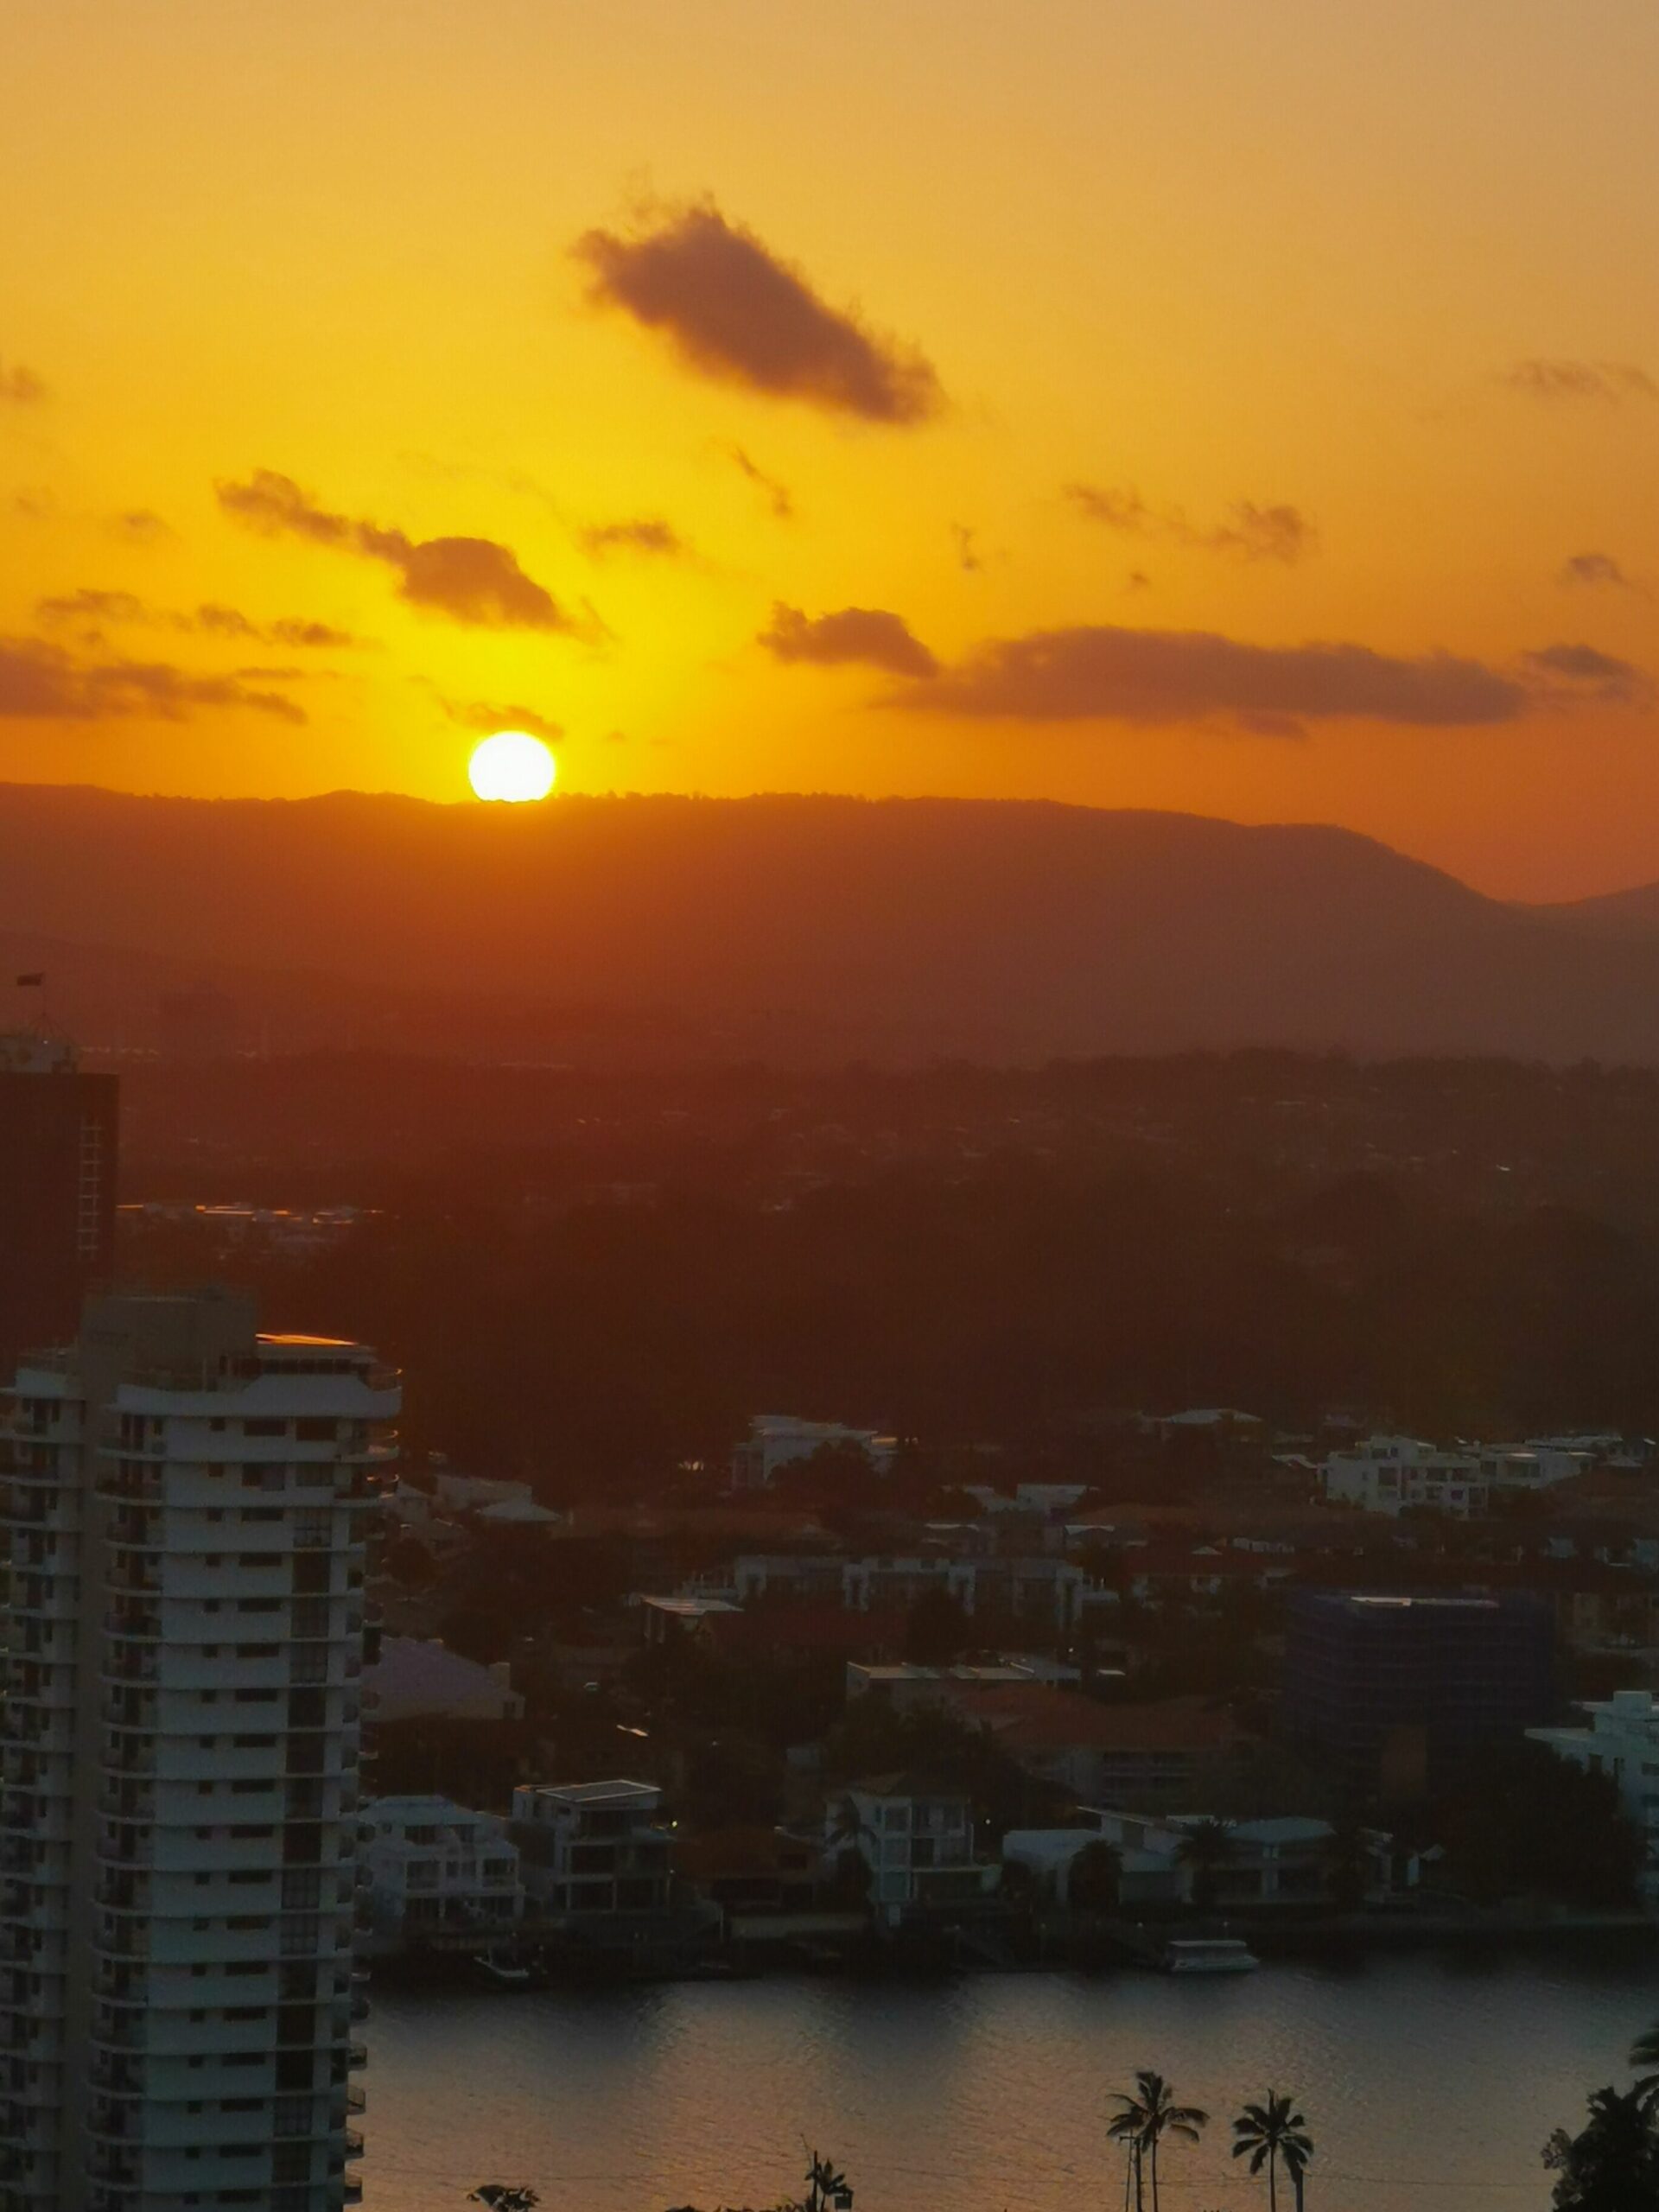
[361,1947,1659,2212]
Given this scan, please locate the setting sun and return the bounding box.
[467,731,557,804]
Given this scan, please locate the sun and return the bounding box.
[467,729,556,803]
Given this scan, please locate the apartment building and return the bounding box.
[0,1288,397,2212]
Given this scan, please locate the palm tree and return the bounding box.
[1175,1818,1237,1915]
[1109,2070,1208,2212]
[1630,2018,1659,2111]
[1067,1836,1123,1914]
[1233,2091,1314,2212]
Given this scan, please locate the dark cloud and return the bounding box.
[581,517,688,559]
[759,601,938,679]
[723,443,794,520]
[0,636,304,724]
[893,622,1527,728]
[1499,359,1656,404]
[0,360,47,406]
[216,470,570,632]
[575,201,944,424]
[37,589,362,649]
[36,588,149,627]
[1066,483,1315,564]
[1559,550,1641,594]
[1523,642,1654,705]
[441,696,563,747]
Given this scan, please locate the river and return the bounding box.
[359,1944,1659,2212]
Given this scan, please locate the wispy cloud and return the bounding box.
[36,588,362,649]
[581,516,688,559]
[215,470,573,632]
[892,622,1528,728]
[0,636,304,724]
[1066,483,1315,564]
[105,509,175,544]
[575,200,944,424]
[440,696,563,747]
[1559,550,1644,595]
[1523,642,1654,706]
[0,359,47,406]
[1499,359,1656,405]
[759,601,938,678]
[722,443,794,520]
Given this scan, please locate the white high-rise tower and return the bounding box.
[0,1288,398,2212]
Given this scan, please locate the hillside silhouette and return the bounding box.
[6,783,1659,1063]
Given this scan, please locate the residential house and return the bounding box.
[366,1635,525,1725]
[1003,1808,1400,1908]
[1321,1435,1487,1518]
[511,1778,675,1916]
[731,1416,896,1490]
[832,1773,1000,1925]
[363,1795,522,1953]
[942,1686,1253,1808]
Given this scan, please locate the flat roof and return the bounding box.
[518,1778,660,1806]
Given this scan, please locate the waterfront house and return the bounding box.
[363,1794,523,1954]
[511,1778,675,1917]
[833,1773,1001,1926]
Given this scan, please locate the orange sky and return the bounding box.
[3,0,1656,899]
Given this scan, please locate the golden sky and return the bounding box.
[3,0,1656,898]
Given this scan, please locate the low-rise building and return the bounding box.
[1529,1689,1659,1898]
[512,1779,675,1916]
[732,1415,896,1490]
[832,1774,1000,1924]
[1321,1434,1488,1517]
[1002,1809,1401,1908]
[944,1686,1253,1808]
[363,1795,523,1952]
[847,1659,1078,1713]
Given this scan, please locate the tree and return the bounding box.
[1630,2020,1659,2113]
[802,2152,854,2212]
[1109,2071,1208,2212]
[1175,1818,1237,1915]
[470,2190,540,2210]
[1543,2087,1659,2209]
[1066,1837,1122,1914]
[1233,2092,1314,2212]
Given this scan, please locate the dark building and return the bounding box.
[0,1029,118,1361]
[1282,1589,1554,1797]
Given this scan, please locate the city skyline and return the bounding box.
[3,0,1657,900]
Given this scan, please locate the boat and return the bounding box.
[472,1953,534,1989]
[1161,1937,1260,1974]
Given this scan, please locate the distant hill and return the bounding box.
[1527,879,1659,941]
[7,782,1659,1064]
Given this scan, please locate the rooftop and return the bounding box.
[518,1778,661,1809]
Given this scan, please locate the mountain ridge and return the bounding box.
[3,781,1658,1064]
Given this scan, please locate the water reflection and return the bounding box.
[361,1949,1658,2212]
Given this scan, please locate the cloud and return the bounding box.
[722,443,794,519]
[36,588,363,649]
[1066,483,1315,564]
[893,622,1528,728]
[107,508,173,543]
[581,516,688,559]
[1499,359,1657,405]
[441,696,563,747]
[215,469,571,631]
[0,636,304,724]
[575,200,944,424]
[1559,550,1643,594]
[0,359,47,405]
[951,524,982,574]
[1523,642,1654,706]
[759,601,938,678]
